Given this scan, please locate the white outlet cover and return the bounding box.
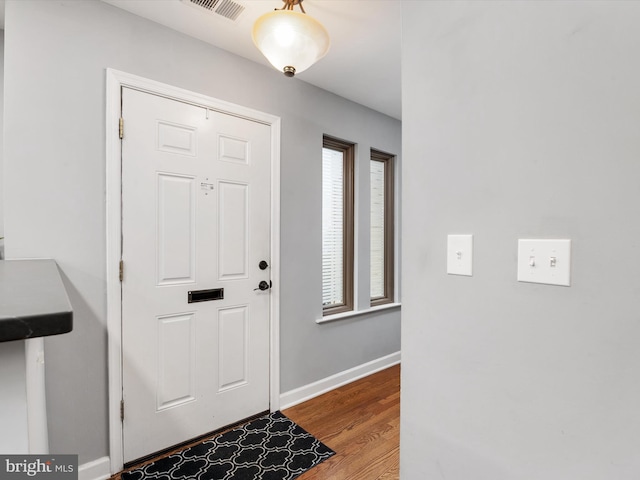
[517,239,571,286]
[447,235,473,276]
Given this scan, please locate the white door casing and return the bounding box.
[106,69,280,472]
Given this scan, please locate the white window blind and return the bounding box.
[322,147,344,307]
[370,160,385,299]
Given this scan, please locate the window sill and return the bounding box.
[317,302,401,324]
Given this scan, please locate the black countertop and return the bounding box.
[0,260,73,342]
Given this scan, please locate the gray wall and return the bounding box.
[401,2,640,479]
[3,0,401,464]
[0,29,4,250]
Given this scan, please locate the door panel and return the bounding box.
[219,135,249,165]
[218,306,249,391]
[218,181,249,279]
[121,87,271,463]
[157,173,196,285]
[156,313,196,410]
[157,121,197,156]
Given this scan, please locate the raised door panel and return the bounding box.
[218,135,249,165]
[157,121,197,156]
[218,182,249,280]
[218,306,248,392]
[157,173,196,285]
[156,313,196,410]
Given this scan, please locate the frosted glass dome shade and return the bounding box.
[252,10,330,77]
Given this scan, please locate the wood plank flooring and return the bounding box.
[283,364,400,480]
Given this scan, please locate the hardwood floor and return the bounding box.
[283,364,400,480]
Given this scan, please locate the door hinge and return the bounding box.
[120,400,124,422]
[119,260,124,282]
[119,117,124,139]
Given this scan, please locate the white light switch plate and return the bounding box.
[517,239,571,286]
[447,235,473,276]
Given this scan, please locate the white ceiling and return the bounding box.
[101,0,402,120]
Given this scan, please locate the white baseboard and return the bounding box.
[279,351,400,410]
[79,456,111,480]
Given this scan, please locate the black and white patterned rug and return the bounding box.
[121,411,334,480]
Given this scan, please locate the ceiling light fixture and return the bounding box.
[252,0,330,78]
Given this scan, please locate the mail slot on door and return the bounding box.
[188,288,224,303]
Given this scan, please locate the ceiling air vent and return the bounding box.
[183,0,246,22]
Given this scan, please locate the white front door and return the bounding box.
[121,87,271,463]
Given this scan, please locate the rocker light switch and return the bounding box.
[517,239,571,286]
[447,235,473,276]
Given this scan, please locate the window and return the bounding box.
[322,136,354,315]
[370,149,394,306]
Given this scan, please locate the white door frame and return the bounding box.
[105,68,281,474]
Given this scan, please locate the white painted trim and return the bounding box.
[78,456,111,480]
[394,152,401,304]
[269,117,282,413]
[25,337,49,453]
[279,351,401,410]
[105,68,281,475]
[105,68,124,474]
[317,302,401,324]
[353,143,361,311]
